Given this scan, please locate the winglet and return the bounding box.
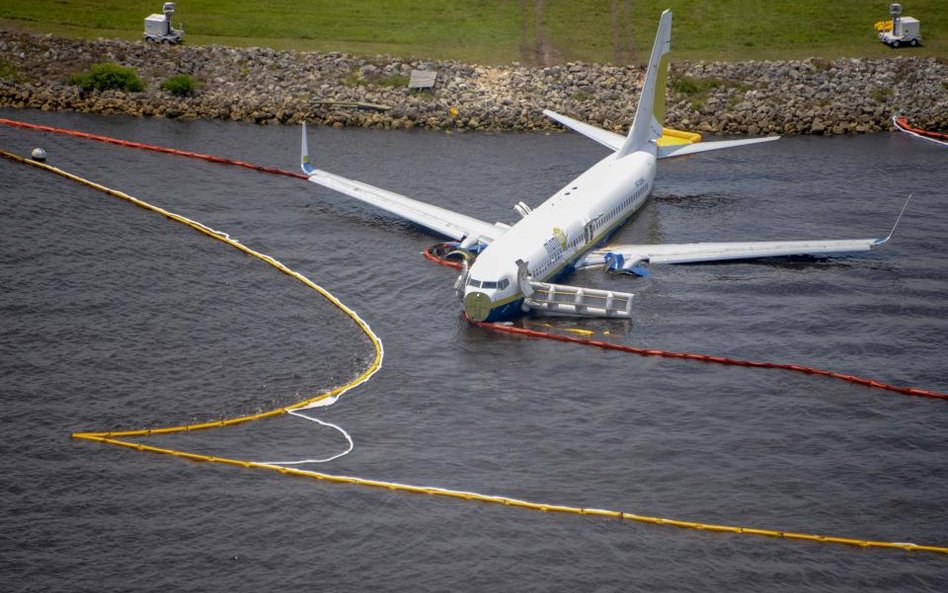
[874,194,912,246]
[301,121,315,175]
[618,9,672,158]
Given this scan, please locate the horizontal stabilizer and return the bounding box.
[543,108,778,162]
[658,136,780,159]
[542,109,624,152]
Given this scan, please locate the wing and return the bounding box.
[578,237,885,273]
[578,197,910,272]
[301,123,504,243]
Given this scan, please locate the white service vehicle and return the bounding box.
[879,3,921,48]
[144,2,184,44]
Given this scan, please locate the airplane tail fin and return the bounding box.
[618,9,672,158]
[545,10,779,158]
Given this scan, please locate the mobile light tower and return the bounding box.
[144,2,184,44]
[878,3,921,47]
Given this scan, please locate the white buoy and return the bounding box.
[31,147,47,161]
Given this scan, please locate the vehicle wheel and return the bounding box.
[910,39,918,47]
[892,40,900,48]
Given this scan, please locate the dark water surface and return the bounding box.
[1,109,946,592]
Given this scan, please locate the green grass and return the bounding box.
[1,0,946,64]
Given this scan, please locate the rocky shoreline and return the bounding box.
[1,30,946,135]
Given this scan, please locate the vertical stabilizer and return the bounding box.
[618,9,672,157]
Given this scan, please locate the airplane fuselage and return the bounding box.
[462,148,656,322]
[303,10,886,324]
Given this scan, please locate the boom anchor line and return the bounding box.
[2,130,946,555]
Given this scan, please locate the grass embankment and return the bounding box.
[1,0,945,64]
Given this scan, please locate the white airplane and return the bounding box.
[301,9,901,323]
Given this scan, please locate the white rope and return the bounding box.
[258,406,355,465]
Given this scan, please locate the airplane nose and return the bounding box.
[464,291,493,322]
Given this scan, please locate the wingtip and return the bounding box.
[875,194,912,246]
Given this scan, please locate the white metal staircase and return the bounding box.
[523,281,634,318]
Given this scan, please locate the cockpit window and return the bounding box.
[468,278,510,291]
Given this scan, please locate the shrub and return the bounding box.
[671,76,723,96]
[0,59,20,81]
[375,74,409,88]
[344,68,409,88]
[70,62,144,92]
[161,74,200,97]
[869,87,892,102]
